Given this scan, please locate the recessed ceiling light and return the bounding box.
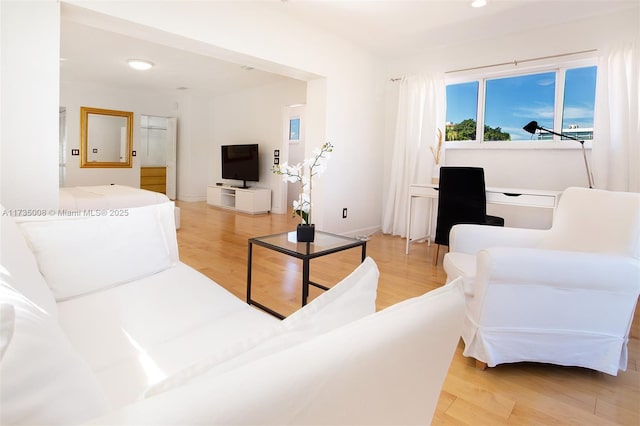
[127,59,154,71]
[471,0,487,7]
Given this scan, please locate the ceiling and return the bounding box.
[60,0,637,96]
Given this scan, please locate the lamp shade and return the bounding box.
[523,121,540,134]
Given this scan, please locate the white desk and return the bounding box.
[405,184,561,254]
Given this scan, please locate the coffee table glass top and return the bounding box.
[249,230,363,258]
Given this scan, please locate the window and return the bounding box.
[446,64,597,142]
[445,82,478,140]
[289,117,300,141]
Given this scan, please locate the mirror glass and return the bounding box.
[80,107,133,168]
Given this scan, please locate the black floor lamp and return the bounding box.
[523,121,594,188]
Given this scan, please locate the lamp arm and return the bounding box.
[536,125,582,142]
[579,142,595,188]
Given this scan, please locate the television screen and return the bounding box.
[221,144,259,188]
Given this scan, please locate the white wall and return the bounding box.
[62,0,385,235]
[383,6,639,229]
[1,0,59,209]
[209,80,306,212]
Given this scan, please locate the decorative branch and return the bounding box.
[430,128,443,165]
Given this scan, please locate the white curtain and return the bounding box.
[593,39,640,192]
[382,74,446,238]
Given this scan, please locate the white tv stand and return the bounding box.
[206,185,271,214]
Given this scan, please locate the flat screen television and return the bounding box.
[221,144,259,188]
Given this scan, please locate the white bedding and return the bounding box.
[59,185,169,211]
[59,185,180,228]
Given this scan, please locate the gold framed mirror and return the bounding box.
[80,107,133,168]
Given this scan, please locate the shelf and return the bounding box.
[206,185,271,214]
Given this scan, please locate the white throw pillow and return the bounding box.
[145,257,380,397]
[0,286,110,425]
[17,203,178,301]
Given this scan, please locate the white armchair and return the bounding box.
[443,187,640,375]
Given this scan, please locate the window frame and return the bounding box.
[445,56,597,150]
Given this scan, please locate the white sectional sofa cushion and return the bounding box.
[145,256,380,397]
[91,280,465,426]
[55,263,280,408]
[17,202,178,302]
[0,285,110,425]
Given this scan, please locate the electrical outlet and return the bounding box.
[342,208,348,219]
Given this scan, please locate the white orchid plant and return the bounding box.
[272,142,334,225]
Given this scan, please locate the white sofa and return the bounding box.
[443,187,640,375]
[1,201,465,425]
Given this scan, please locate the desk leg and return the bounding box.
[302,258,310,306]
[246,242,253,304]
[427,197,434,247]
[406,195,413,254]
[361,242,367,261]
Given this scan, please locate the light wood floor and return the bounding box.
[176,201,640,425]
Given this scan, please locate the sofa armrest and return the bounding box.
[477,247,640,293]
[449,224,547,255]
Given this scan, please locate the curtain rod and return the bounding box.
[445,49,597,74]
[389,48,597,81]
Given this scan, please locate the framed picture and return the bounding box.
[274,157,280,165]
[274,149,280,157]
[289,117,300,141]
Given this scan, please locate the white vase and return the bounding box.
[431,165,441,184]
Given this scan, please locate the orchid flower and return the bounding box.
[272,142,334,224]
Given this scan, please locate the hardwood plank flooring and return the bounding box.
[175,201,640,425]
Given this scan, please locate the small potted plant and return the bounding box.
[273,142,333,242]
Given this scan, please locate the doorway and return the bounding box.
[139,115,177,199]
[284,105,306,212]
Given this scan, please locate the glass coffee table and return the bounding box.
[247,230,367,319]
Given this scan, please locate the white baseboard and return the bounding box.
[177,194,206,202]
[341,225,381,240]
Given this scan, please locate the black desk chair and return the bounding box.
[433,167,504,265]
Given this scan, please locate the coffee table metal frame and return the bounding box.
[247,230,367,319]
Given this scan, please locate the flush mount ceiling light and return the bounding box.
[471,0,487,7]
[127,59,154,70]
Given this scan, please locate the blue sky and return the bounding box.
[446,66,597,141]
